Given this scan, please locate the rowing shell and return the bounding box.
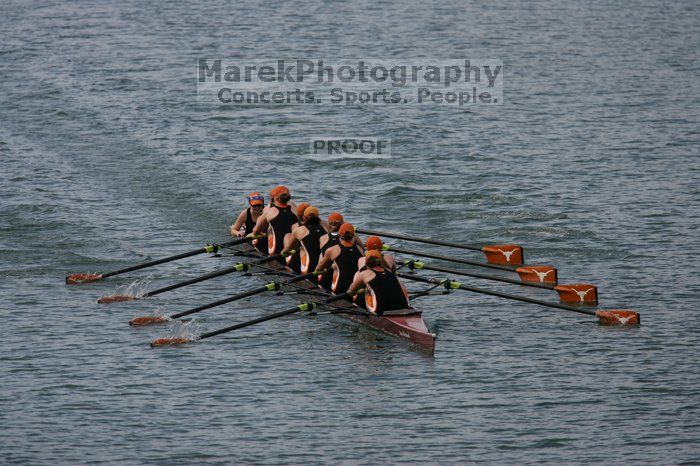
[238,244,437,353]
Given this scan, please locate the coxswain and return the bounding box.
[348,250,410,314]
[230,192,266,253]
[357,236,395,272]
[315,222,364,294]
[250,185,299,258]
[282,206,327,274]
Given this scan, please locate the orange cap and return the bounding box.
[365,236,383,250]
[328,212,344,223]
[303,206,319,219]
[296,203,310,218]
[247,192,264,206]
[339,222,355,240]
[365,250,383,266]
[274,185,290,196]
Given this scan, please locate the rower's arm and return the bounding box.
[281,231,300,254]
[354,235,365,251]
[251,212,269,236]
[230,210,247,236]
[385,255,396,272]
[347,271,365,296]
[315,250,332,273]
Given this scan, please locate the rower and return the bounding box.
[250,185,299,258]
[357,236,395,272]
[230,192,267,253]
[315,222,364,294]
[283,202,310,272]
[230,192,264,237]
[282,206,327,274]
[318,212,343,290]
[348,250,410,314]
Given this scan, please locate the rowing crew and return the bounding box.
[230,186,409,314]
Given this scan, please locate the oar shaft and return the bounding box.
[388,246,516,271]
[356,228,481,252]
[143,254,282,298]
[171,286,268,318]
[170,272,315,319]
[199,292,350,340]
[397,260,554,290]
[100,237,253,279]
[398,273,596,316]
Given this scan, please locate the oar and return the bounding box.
[384,244,558,285]
[150,292,353,347]
[357,228,482,251]
[385,244,516,271]
[356,228,525,266]
[398,273,639,325]
[129,271,321,326]
[66,235,265,284]
[396,260,598,304]
[98,251,294,304]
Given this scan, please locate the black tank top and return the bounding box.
[319,232,340,289]
[243,208,267,253]
[243,208,256,235]
[268,205,298,255]
[300,223,325,273]
[332,242,362,294]
[285,221,304,273]
[367,268,409,313]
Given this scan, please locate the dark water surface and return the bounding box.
[1,0,699,464]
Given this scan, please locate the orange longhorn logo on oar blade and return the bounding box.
[555,284,599,304]
[516,266,558,284]
[150,337,191,348]
[66,273,103,285]
[595,310,640,326]
[97,295,137,304]
[129,315,168,326]
[482,245,524,266]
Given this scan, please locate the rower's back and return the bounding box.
[365,266,409,314]
[331,241,362,294]
[268,204,298,255]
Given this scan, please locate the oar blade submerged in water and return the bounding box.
[129,315,168,326]
[97,294,137,304]
[596,310,640,326]
[66,273,103,284]
[150,337,191,347]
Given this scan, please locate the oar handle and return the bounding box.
[356,228,481,252]
[397,273,596,316]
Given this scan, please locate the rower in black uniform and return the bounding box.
[230,192,267,253]
[250,186,299,262]
[315,222,364,294]
[281,206,327,274]
[348,250,410,314]
[317,212,343,289]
